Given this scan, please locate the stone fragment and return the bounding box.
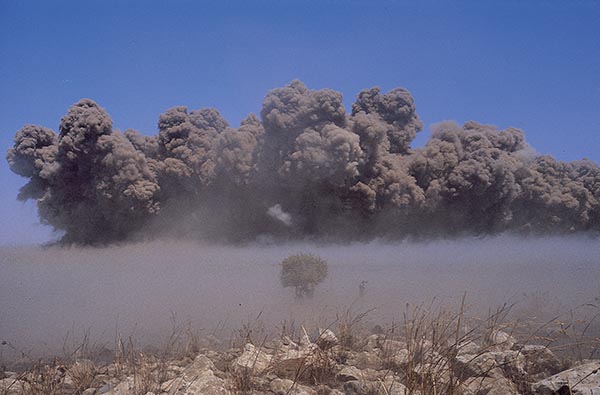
[316,329,338,350]
[484,330,516,352]
[519,344,562,380]
[232,343,272,373]
[533,362,600,395]
[270,378,317,395]
[465,376,520,395]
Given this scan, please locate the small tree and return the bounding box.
[280,253,328,299]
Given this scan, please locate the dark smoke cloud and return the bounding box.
[6,81,600,244]
[213,114,264,187]
[6,125,58,201]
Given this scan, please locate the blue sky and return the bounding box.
[1,0,599,245]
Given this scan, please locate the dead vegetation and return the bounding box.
[1,298,599,395]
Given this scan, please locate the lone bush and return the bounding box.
[280,253,328,299]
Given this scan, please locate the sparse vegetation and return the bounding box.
[279,253,328,299]
[1,299,599,395]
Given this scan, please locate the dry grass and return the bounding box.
[336,306,376,350]
[1,296,599,395]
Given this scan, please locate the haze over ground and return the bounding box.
[2,237,600,357]
[1,1,600,245]
[1,3,600,367]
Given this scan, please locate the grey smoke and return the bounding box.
[6,80,600,244]
[267,204,293,227]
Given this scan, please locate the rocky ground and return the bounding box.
[1,320,599,395]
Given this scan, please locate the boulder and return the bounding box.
[464,376,520,395]
[412,360,452,388]
[389,348,410,368]
[519,344,562,380]
[454,350,525,381]
[381,376,408,395]
[484,330,516,352]
[342,380,364,395]
[161,354,231,395]
[100,377,134,395]
[179,369,230,395]
[336,365,382,383]
[270,378,317,395]
[345,351,382,370]
[379,339,408,355]
[457,341,481,357]
[316,329,338,350]
[271,337,319,379]
[232,343,272,374]
[363,334,381,352]
[0,378,29,395]
[533,361,600,395]
[337,366,362,382]
[342,379,392,395]
[378,339,410,369]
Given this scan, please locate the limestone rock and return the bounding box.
[484,330,516,352]
[270,378,317,395]
[180,370,230,395]
[101,377,134,395]
[381,376,408,395]
[337,366,362,382]
[342,379,388,395]
[232,343,272,374]
[271,338,319,379]
[457,340,481,356]
[345,351,382,370]
[388,348,410,368]
[533,361,600,395]
[464,376,520,395]
[160,354,231,395]
[0,378,29,395]
[316,329,338,350]
[519,344,562,380]
[379,339,408,355]
[455,350,525,381]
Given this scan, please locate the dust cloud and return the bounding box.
[1,237,599,359]
[6,81,600,245]
[4,81,600,362]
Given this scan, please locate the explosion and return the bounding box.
[7,81,600,244]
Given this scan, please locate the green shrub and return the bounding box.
[280,253,328,299]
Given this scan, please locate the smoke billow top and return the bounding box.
[6,80,600,244]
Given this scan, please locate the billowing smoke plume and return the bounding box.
[7,81,600,244]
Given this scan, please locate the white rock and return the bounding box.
[270,378,316,395]
[0,378,29,395]
[316,329,338,349]
[101,377,134,395]
[337,365,362,382]
[485,330,516,352]
[457,340,480,356]
[455,350,525,381]
[389,348,410,367]
[465,376,520,395]
[533,361,600,395]
[271,342,317,378]
[232,343,272,374]
[183,370,230,395]
[381,376,408,395]
[520,344,562,380]
[346,350,382,370]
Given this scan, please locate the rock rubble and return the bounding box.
[1,329,598,395]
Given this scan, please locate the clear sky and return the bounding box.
[1,0,599,245]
